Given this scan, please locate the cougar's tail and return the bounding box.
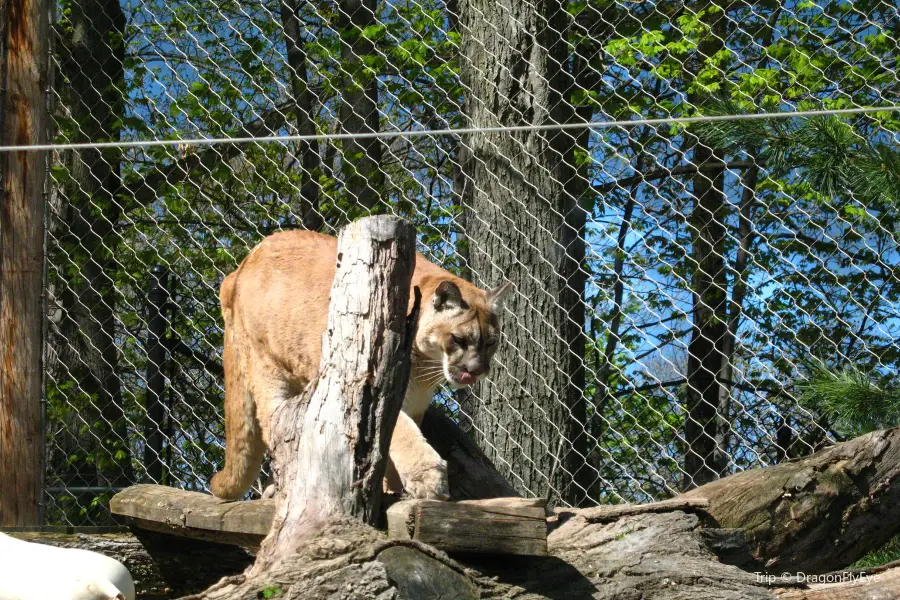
[209,273,266,500]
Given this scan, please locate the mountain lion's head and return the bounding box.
[415,278,512,389]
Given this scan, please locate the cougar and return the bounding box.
[209,229,510,501]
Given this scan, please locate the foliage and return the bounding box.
[793,361,900,568]
[852,533,900,569]
[693,110,900,206]
[795,361,900,438]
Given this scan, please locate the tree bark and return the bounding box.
[144,266,170,484]
[52,0,132,491]
[278,0,324,230]
[682,426,900,573]
[0,0,50,526]
[460,0,588,507]
[249,215,418,573]
[338,0,382,211]
[683,0,731,490]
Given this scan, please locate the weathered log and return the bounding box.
[464,508,775,600]
[37,520,900,600]
[555,496,711,522]
[242,215,419,583]
[111,485,274,549]
[386,497,547,556]
[181,508,778,600]
[112,485,545,556]
[681,427,900,573]
[420,406,520,500]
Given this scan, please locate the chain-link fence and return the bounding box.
[38,0,899,524]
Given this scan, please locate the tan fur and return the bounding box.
[209,230,508,500]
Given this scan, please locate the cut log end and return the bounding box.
[387,497,548,556]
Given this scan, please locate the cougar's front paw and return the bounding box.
[403,458,450,501]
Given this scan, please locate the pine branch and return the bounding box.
[690,103,900,206]
[795,361,900,437]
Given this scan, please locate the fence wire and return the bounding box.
[39,0,900,523]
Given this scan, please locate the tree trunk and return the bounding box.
[683,1,730,490]
[278,0,324,230]
[0,0,50,526]
[249,215,419,573]
[53,0,132,490]
[716,165,758,460]
[682,426,900,573]
[338,0,382,211]
[144,266,170,484]
[460,0,588,507]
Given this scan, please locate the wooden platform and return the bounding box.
[110,485,548,556]
[110,485,275,549]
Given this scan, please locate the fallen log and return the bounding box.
[181,507,779,600]
[13,516,899,600]
[420,406,520,500]
[111,485,547,557]
[555,496,710,522]
[386,497,547,556]
[681,427,900,573]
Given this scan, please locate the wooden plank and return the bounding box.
[387,497,548,556]
[113,486,548,556]
[110,485,274,548]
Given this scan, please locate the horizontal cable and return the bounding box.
[2,105,898,153]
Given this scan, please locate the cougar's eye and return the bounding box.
[486,338,498,348]
[450,334,467,348]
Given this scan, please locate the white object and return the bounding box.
[0,532,135,600]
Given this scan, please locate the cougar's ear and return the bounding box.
[434,280,467,311]
[487,280,513,310]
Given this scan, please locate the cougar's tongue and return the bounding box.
[457,371,477,385]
